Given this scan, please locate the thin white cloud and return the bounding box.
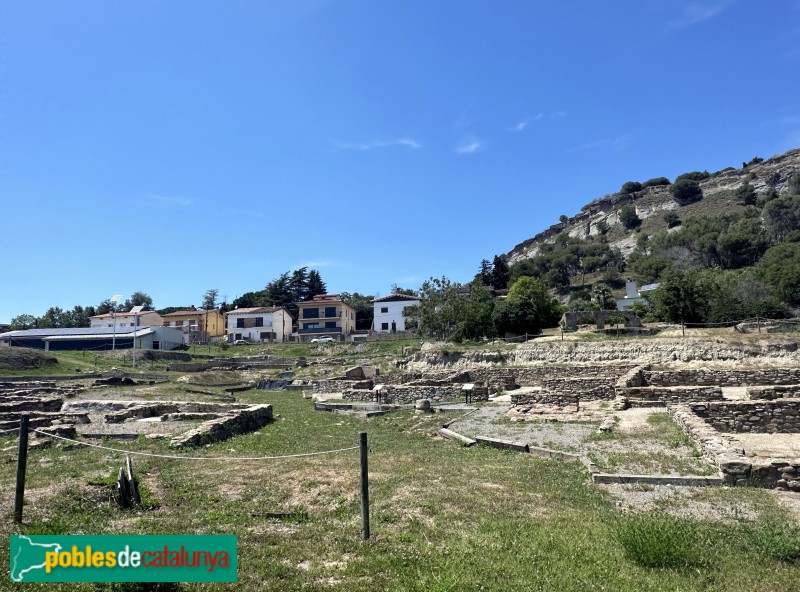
[567,134,632,154]
[509,120,528,132]
[669,2,727,28]
[456,136,482,154]
[296,260,337,269]
[142,193,193,207]
[333,138,421,151]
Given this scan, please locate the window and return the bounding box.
[236,318,245,328]
[380,307,388,313]
[255,317,264,327]
[325,321,337,328]
[325,306,336,318]
[303,308,320,319]
[381,323,389,330]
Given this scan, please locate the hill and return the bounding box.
[508,148,800,264]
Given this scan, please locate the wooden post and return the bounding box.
[359,432,370,540]
[756,316,761,334]
[14,415,29,523]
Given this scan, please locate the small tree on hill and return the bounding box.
[671,179,703,205]
[621,181,642,194]
[619,205,642,230]
[735,182,757,206]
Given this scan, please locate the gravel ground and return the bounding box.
[448,405,597,451]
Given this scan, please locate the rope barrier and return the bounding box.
[0,427,20,436]
[31,429,359,461]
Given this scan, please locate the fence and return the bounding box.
[4,417,372,540]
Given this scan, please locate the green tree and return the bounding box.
[477,259,493,286]
[306,270,327,299]
[734,182,757,206]
[201,289,219,309]
[648,269,709,324]
[10,314,38,330]
[490,255,510,290]
[559,214,569,224]
[493,277,560,336]
[763,196,800,243]
[758,242,800,306]
[671,179,703,205]
[340,292,374,331]
[621,181,642,194]
[595,220,610,235]
[642,177,670,188]
[123,292,154,311]
[591,283,616,310]
[618,205,642,230]
[663,211,680,228]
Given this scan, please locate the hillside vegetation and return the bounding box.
[496,148,800,325]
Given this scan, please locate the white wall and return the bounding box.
[373,300,419,332]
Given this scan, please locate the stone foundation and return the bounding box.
[621,386,724,404]
[170,404,273,448]
[645,368,800,387]
[689,399,800,433]
[343,385,466,404]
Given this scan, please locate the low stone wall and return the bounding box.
[645,368,800,387]
[670,404,800,490]
[510,392,579,408]
[540,378,616,401]
[621,386,724,404]
[747,385,800,400]
[170,404,273,447]
[690,399,800,433]
[343,385,465,404]
[313,379,373,394]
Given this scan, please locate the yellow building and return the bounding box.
[161,308,224,344]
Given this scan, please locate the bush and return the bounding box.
[619,205,642,229]
[663,211,681,228]
[671,179,703,205]
[621,181,642,194]
[642,177,670,188]
[735,182,757,206]
[675,171,710,183]
[745,156,764,167]
[595,220,610,235]
[615,514,709,569]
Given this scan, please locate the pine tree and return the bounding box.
[490,255,510,290]
[306,270,327,299]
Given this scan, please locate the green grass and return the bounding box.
[584,412,711,475]
[2,387,798,590]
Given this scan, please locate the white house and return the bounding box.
[225,307,293,342]
[372,294,420,333]
[89,310,164,328]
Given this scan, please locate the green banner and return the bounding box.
[10,535,237,582]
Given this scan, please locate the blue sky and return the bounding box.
[2,1,799,322]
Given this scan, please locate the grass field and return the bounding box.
[2,384,799,591]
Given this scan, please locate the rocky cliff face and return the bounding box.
[404,339,800,371]
[507,148,800,264]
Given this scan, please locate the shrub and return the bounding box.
[619,205,642,229]
[675,171,710,183]
[642,177,670,188]
[621,181,642,194]
[595,220,610,235]
[735,182,757,206]
[671,179,703,205]
[745,156,764,167]
[766,172,781,187]
[663,211,681,228]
